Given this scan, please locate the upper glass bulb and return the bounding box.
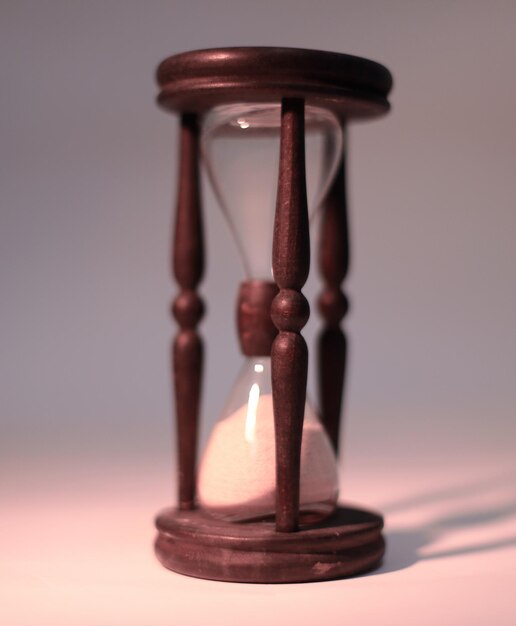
[202,103,343,278]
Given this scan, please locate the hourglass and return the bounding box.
[154,47,392,583]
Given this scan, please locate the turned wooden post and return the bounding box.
[271,98,310,533]
[318,144,349,454]
[172,113,204,510]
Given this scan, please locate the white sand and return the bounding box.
[197,394,338,521]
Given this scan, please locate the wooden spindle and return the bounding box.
[172,113,204,510]
[318,145,349,454]
[271,98,310,533]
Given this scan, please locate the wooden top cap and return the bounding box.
[156,47,392,119]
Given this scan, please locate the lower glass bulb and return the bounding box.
[197,358,339,523]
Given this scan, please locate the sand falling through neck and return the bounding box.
[197,393,339,523]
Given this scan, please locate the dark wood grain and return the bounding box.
[271,98,310,533]
[156,47,392,119]
[155,505,385,583]
[172,113,204,510]
[237,280,278,356]
[318,149,349,454]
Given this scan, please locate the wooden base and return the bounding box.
[155,505,385,583]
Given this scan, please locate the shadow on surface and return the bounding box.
[367,472,516,576]
[381,471,516,515]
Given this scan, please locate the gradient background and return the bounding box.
[1,1,515,624]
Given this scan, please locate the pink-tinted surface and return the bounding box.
[2,453,515,625]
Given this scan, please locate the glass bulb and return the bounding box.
[202,103,343,278]
[198,102,343,524]
[197,358,339,523]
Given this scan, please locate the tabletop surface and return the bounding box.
[2,450,515,626]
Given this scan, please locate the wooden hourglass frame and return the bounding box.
[154,47,392,583]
